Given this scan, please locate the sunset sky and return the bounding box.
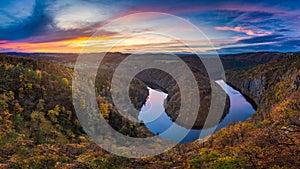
[0,0,299,54]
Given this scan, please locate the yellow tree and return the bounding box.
[47,105,60,123]
[61,78,69,89]
[100,103,109,120]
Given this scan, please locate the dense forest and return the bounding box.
[0,53,299,168]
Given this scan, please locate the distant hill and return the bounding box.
[220,52,296,70]
[2,52,295,70]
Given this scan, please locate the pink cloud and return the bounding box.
[0,40,9,43]
[215,26,272,36]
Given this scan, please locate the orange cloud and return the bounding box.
[0,35,118,53]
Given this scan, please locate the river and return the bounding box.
[138,80,256,143]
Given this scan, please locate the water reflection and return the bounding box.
[138,80,256,143]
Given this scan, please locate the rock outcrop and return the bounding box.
[226,54,300,115]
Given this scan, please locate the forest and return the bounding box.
[0,53,299,168]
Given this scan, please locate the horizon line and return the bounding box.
[1,51,299,56]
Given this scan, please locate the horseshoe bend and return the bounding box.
[0,51,299,167]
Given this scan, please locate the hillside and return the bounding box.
[220,52,294,70]
[188,54,300,168]
[0,54,152,168]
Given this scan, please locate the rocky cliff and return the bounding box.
[189,53,300,169]
[226,54,300,117]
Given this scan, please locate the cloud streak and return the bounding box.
[215,26,272,36]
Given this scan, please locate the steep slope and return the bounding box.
[189,54,300,168]
[0,54,152,168]
[227,54,300,110]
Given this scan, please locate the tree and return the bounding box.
[61,78,69,89]
[0,100,8,112]
[25,83,32,93]
[47,105,60,123]
[100,103,109,120]
[13,101,23,114]
[37,99,45,112]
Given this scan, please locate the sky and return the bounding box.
[0,0,299,54]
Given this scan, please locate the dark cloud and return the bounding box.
[217,44,281,54]
[276,28,291,32]
[0,1,51,40]
[280,39,300,47]
[230,11,275,25]
[23,24,120,43]
[238,34,285,44]
[0,0,124,43]
[217,38,300,54]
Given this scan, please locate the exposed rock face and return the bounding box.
[226,54,300,114]
[240,75,266,105]
[294,74,300,90]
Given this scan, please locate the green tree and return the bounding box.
[47,105,60,123]
[0,100,8,112]
[25,83,32,93]
[37,99,45,112]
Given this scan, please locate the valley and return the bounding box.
[0,52,299,168]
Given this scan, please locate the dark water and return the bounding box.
[138,80,256,143]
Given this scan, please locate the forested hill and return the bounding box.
[189,54,300,168]
[3,52,295,71]
[0,54,151,168]
[220,52,295,70]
